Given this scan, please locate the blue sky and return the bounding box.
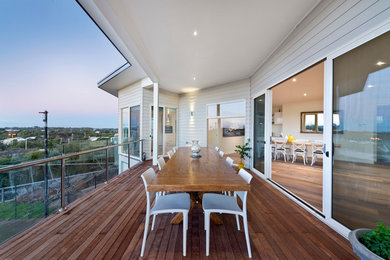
[0,0,126,128]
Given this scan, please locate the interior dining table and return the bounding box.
[147,147,250,224]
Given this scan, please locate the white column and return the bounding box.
[153,82,159,165]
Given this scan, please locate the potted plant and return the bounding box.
[234,138,252,170]
[348,222,390,260]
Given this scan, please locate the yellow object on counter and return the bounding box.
[287,135,295,143]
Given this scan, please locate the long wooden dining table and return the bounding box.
[148,147,250,224]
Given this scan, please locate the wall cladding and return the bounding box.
[251,0,390,97]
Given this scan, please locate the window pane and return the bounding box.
[121,108,129,154]
[207,104,217,117]
[220,101,245,117]
[317,113,324,132]
[332,31,390,229]
[130,106,140,157]
[303,114,316,132]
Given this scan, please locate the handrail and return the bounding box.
[0,139,144,174]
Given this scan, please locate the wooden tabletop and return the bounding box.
[148,147,250,192]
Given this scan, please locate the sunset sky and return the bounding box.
[0,0,126,128]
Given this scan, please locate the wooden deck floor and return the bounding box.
[0,160,357,259]
[272,158,323,211]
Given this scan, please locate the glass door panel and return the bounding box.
[151,106,164,156]
[332,31,390,230]
[254,94,265,173]
[164,108,176,153]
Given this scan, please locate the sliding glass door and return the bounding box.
[331,30,390,230]
[253,94,265,173]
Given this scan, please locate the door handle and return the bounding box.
[325,143,335,158]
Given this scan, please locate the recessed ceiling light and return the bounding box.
[193,77,196,80]
[292,78,297,82]
[376,61,386,66]
[367,84,374,88]
[303,93,307,96]
[193,30,198,36]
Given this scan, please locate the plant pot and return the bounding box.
[348,229,385,260]
[238,163,244,170]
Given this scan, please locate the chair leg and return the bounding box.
[183,212,188,256]
[235,214,240,230]
[243,214,252,258]
[205,211,210,256]
[151,214,156,231]
[140,212,150,257]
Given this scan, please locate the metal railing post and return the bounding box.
[1,187,4,203]
[128,143,131,170]
[60,158,66,211]
[106,148,109,183]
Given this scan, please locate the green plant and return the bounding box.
[360,222,390,259]
[234,138,252,163]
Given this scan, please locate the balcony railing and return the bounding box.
[0,140,143,244]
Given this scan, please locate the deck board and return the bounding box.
[0,160,357,259]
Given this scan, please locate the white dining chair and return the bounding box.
[311,141,324,166]
[140,168,190,257]
[157,157,166,171]
[274,140,289,162]
[203,168,253,258]
[172,147,177,154]
[219,150,225,158]
[215,146,219,152]
[167,150,173,159]
[292,140,308,165]
[226,156,234,167]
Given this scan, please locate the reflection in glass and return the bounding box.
[332,31,390,229]
[220,101,245,117]
[254,95,265,173]
[164,108,177,153]
[121,108,129,153]
[130,106,140,157]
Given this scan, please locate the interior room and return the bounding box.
[271,61,324,212]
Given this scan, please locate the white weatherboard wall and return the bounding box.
[178,79,251,161]
[251,0,390,96]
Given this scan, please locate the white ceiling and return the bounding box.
[272,61,324,107]
[89,0,320,93]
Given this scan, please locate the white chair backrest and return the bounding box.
[274,141,286,150]
[167,150,173,159]
[236,169,253,211]
[219,150,225,158]
[173,147,177,153]
[312,142,324,153]
[226,157,234,167]
[292,141,307,151]
[215,147,219,152]
[141,168,157,210]
[157,157,166,171]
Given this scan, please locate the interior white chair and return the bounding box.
[292,140,308,165]
[274,140,289,162]
[140,168,190,257]
[157,157,166,171]
[215,146,219,152]
[218,150,225,158]
[172,147,177,154]
[203,169,253,258]
[167,150,173,159]
[311,141,324,166]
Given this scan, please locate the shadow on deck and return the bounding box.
[0,160,356,259]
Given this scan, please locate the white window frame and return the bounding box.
[119,104,141,159]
